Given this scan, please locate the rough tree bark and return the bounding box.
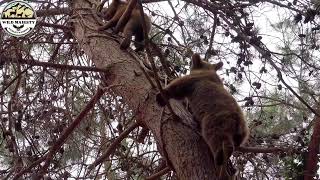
[304,106,320,180]
[73,0,217,179]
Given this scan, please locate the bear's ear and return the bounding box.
[191,53,202,69]
[213,62,223,71]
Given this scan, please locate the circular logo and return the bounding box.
[0,1,37,37]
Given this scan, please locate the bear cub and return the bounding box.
[156,53,249,167]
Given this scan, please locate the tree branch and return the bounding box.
[304,107,320,180]
[1,56,106,72]
[35,87,105,178]
[146,166,171,180]
[237,146,300,154]
[87,122,139,171]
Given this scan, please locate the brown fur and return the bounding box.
[99,0,151,51]
[156,54,249,169]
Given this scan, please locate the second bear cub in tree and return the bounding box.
[99,0,151,51]
[156,54,249,167]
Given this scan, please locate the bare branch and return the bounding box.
[35,87,105,178]
[146,166,171,180]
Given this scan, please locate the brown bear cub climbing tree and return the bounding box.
[156,53,249,172]
[99,0,151,51]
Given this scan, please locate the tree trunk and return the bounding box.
[304,107,320,180]
[72,0,217,179]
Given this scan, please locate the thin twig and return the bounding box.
[205,13,218,61]
[145,166,171,180]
